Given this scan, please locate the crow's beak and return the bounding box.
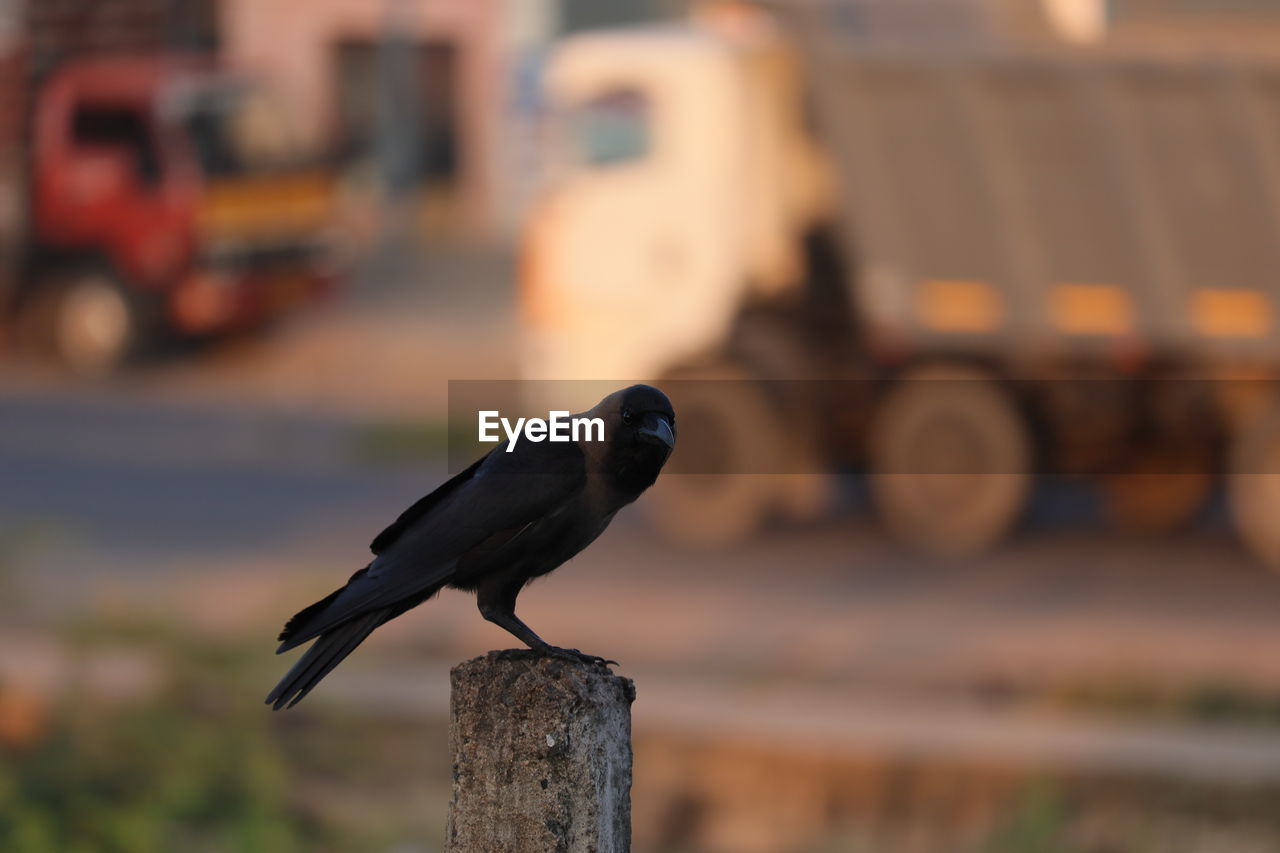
[637,414,675,450]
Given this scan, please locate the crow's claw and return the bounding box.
[542,646,618,669]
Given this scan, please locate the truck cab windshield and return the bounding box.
[561,88,651,168]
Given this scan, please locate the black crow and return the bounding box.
[266,384,675,710]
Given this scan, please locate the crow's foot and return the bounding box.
[541,646,618,668]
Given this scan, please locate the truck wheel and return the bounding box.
[36,270,143,377]
[869,365,1031,557]
[1101,446,1211,534]
[1228,403,1280,569]
[644,362,789,549]
[727,315,833,523]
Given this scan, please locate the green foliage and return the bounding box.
[1184,682,1280,725]
[0,628,307,853]
[980,783,1070,853]
[1052,678,1280,728]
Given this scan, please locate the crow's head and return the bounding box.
[592,384,676,495]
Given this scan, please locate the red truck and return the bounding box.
[0,3,335,375]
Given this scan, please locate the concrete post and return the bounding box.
[445,650,636,853]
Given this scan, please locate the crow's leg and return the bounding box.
[477,580,617,667]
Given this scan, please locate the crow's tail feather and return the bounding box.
[276,564,372,652]
[266,610,386,710]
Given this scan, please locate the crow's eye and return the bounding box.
[621,408,633,426]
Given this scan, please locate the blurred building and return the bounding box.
[212,0,1280,241]
[219,0,503,238]
[1011,0,1280,46]
[826,0,1280,46]
[559,0,690,31]
[216,0,692,240]
[1105,0,1280,51]
[24,0,217,66]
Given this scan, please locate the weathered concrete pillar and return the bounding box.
[446,650,636,853]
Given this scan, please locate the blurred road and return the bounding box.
[7,338,1280,823]
[0,239,509,615]
[0,385,432,565]
[5,242,1280,799]
[5,374,1280,699]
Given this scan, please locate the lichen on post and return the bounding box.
[446,650,636,853]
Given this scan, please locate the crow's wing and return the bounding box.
[278,441,586,649]
[370,451,491,554]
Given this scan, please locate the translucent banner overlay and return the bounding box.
[447,379,1280,476]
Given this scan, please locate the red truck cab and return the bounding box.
[20,55,334,373]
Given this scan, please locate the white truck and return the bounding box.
[520,3,1280,567]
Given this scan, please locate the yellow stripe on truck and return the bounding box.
[199,172,333,238]
[915,279,1004,333]
[1050,284,1134,336]
[1192,289,1272,339]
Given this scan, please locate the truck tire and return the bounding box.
[644,362,790,549]
[869,364,1031,557]
[1101,446,1211,534]
[29,268,146,377]
[1228,402,1280,570]
[727,313,833,522]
